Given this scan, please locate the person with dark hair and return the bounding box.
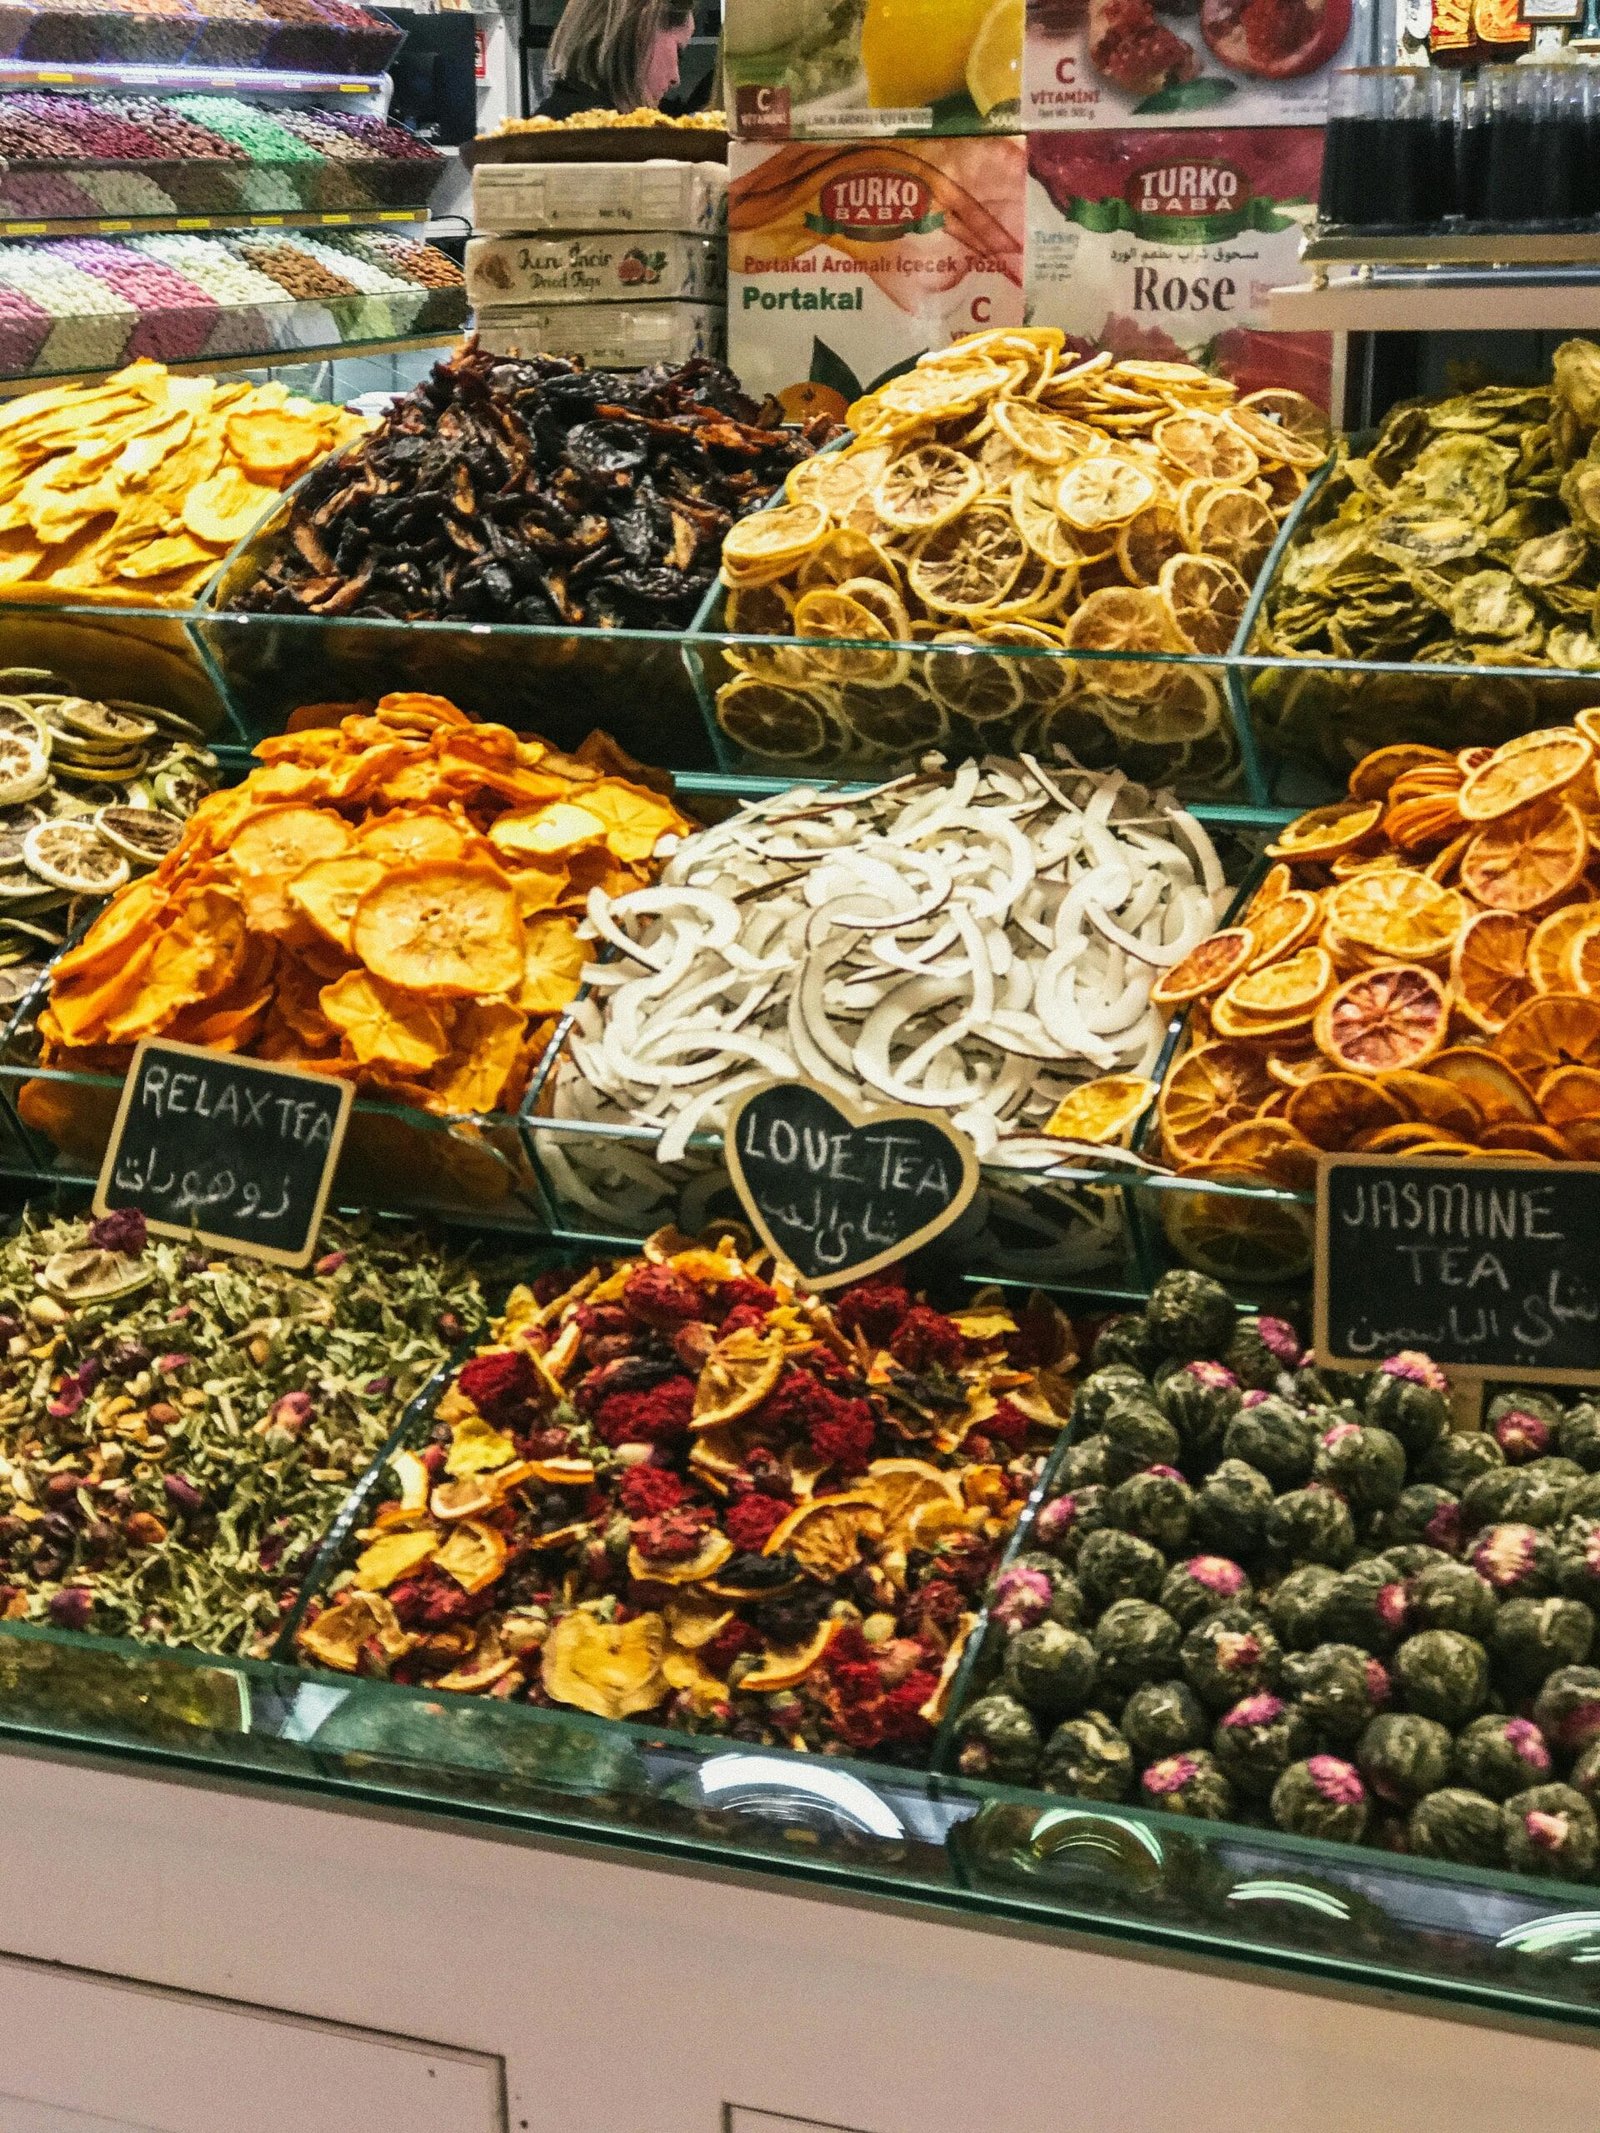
[540,0,697,117]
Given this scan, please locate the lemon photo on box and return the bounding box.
[722,0,1021,131]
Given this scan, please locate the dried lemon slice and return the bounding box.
[22,818,127,895]
[1189,485,1277,578]
[1057,457,1156,531]
[991,398,1074,465]
[0,733,48,807]
[721,500,829,575]
[1158,553,1250,656]
[1062,585,1175,695]
[717,676,836,761]
[786,442,890,518]
[792,586,905,685]
[1154,413,1260,487]
[1116,502,1185,587]
[1009,471,1080,570]
[94,804,182,865]
[873,445,983,532]
[907,504,1027,615]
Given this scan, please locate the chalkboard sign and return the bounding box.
[94,1039,354,1269]
[725,1078,978,1289]
[1315,1154,1600,1383]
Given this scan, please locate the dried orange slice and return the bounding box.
[1159,1169,1314,1283]
[1451,910,1535,1034]
[351,862,523,998]
[1323,873,1458,963]
[1158,553,1251,656]
[1527,901,1600,992]
[1207,1118,1320,1190]
[1157,1040,1274,1163]
[1429,1046,1542,1123]
[1478,1122,1571,1159]
[1349,744,1459,803]
[1245,890,1320,969]
[1460,798,1589,913]
[1267,801,1383,864]
[1150,928,1254,1009]
[1218,944,1333,1021]
[1496,992,1600,1078]
[1565,917,1600,996]
[1265,1049,1325,1089]
[1372,1069,1483,1140]
[1042,1073,1154,1145]
[1385,795,1466,853]
[1458,730,1594,822]
[1315,963,1449,1074]
[1250,863,1295,908]
[1285,1073,1406,1150]
[1355,1122,1455,1155]
[1538,1063,1600,1127]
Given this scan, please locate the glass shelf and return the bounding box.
[0,207,430,240]
[0,325,462,398]
[0,59,385,95]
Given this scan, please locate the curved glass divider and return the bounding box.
[0,600,243,742]
[948,1772,1600,2031]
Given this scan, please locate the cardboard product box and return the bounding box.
[724,0,1023,140]
[1027,127,1335,407]
[471,159,728,237]
[1024,0,1354,129]
[464,232,725,308]
[727,135,1027,411]
[472,301,725,367]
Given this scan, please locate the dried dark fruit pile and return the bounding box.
[956,1268,1600,1884]
[0,1206,479,1656]
[295,1236,1073,1763]
[233,338,828,629]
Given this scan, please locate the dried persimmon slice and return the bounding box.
[1151,928,1254,1009]
[1460,797,1589,913]
[1157,1040,1274,1164]
[1458,730,1595,822]
[1285,1072,1407,1151]
[1495,992,1600,1078]
[1314,963,1450,1074]
[1451,909,1536,1034]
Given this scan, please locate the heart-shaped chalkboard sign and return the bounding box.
[725,1077,979,1289]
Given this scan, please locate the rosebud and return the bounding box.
[269,1390,314,1434]
[315,1251,347,1276]
[162,1474,205,1515]
[47,1587,92,1631]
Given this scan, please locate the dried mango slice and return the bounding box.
[321,968,449,1073]
[225,407,328,481]
[181,467,281,548]
[434,1518,509,1594]
[541,1609,668,1720]
[353,1528,439,1591]
[352,862,523,998]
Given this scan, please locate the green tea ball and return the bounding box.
[1072,1364,1152,1433]
[1109,1466,1194,1554]
[1322,1558,1411,1653]
[1373,1543,1449,1581]
[1283,1643,1392,1746]
[1314,1421,1407,1513]
[1121,1679,1208,1763]
[1040,1711,1134,1800]
[1265,1484,1357,1568]
[1556,1516,1600,1608]
[1408,1559,1497,1640]
[1368,1485,1464,1557]
[1364,1352,1451,1459]
[1003,1623,1098,1720]
[1565,1474,1600,1523]
[1031,1486,1111,1567]
[1157,1360,1242,1463]
[1408,1788,1506,1868]
[1421,1429,1505,1494]
[1224,1314,1302,1392]
[1452,1715,1554,1800]
[1491,1597,1595,1697]
[1533,1665,1600,1756]
[1079,1528,1167,1608]
[1045,1574,1088,1631]
[1090,1314,1160,1376]
[1182,1607,1282,1710]
[1213,1691,1311,1800]
[1271,1755,1370,1842]
[1161,1555,1253,1632]
[1503,1784,1600,1882]
[1056,1437,1111,1490]
[1558,1398,1600,1473]
[1357,1712,1454,1807]
[1145,1269,1236,1360]
[1394,1629,1489,1728]
[1140,1748,1235,1820]
[1469,1522,1559,1599]
[1092,1599,1183,1696]
[1224,1398,1318,1490]
[1569,1738,1600,1809]
[1463,1463,1574,1532]
[1191,1460,1275,1559]
[1101,1402,1182,1486]
[953,1693,1042,1784]
[1267,1563,1340,1650]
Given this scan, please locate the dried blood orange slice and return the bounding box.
[1538,1063,1600,1127]
[1349,744,1459,803]
[1314,963,1450,1074]
[1157,1041,1274,1164]
[1458,730,1594,822]
[1245,890,1319,968]
[1267,800,1383,864]
[1372,1069,1483,1140]
[1218,944,1333,1021]
[1150,928,1254,1009]
[1286,1073,1407,1151]
[1451,909,1536,1033]
[1042,1073,1155,1145]
[1460,798,1589,912]
[1495,992,1600,1078]
[1206,1118,1320,1190]
[1527,901,1600,992]
[1429,1046,1542,1123]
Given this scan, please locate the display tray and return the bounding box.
[0,57,383,93]
[461,126,729,171]
[0,208,430,236]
